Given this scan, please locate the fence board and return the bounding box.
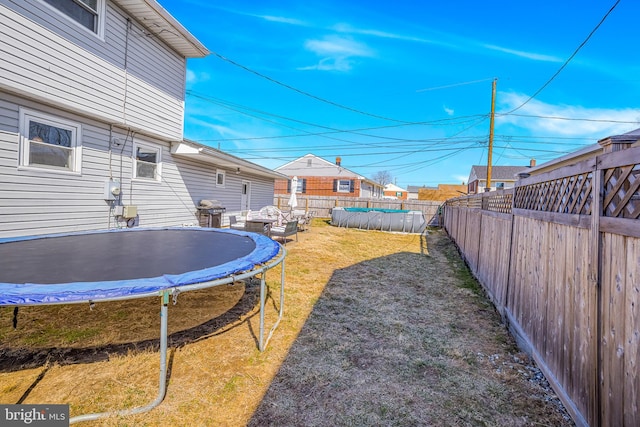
[601,233,626,426]
[464,210,482,274]
[624,237,640,427]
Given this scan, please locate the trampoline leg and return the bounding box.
[258,255,286,352]
[258,272,266,351]
[70,291,170,424]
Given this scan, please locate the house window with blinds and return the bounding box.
[334,179,354,193]
[19,108,82,173]
[41,0,105,36]
[287,178,306,193]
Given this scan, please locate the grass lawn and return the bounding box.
[0,220,573,426]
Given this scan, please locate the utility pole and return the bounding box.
[485,78,497,192]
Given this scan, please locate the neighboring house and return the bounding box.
[383,183,408,200]
[523,128,640,177]
[0,0,283,238]
[467,164,531,194]
[274,154,384,198]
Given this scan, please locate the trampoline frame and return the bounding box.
[0,228,286,424]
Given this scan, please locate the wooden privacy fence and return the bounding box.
[273,195,442,225]
[443,146,640,427]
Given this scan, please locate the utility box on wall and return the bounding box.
[122,205,138,219]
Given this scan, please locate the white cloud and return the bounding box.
[443,106,454,116]
[259,15,308,26]
[331,23,442,45]
[483,44,562,63]
[452,174,469,184]
[300,35,375,71]
[185,70,210,85]
[186,69,196,83]
[497,92,640,137]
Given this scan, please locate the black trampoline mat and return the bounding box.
[0,229,257,285]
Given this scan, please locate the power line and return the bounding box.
[499,112,638,124]
[505,0,621,114]
[416,77,495,93]
[187,90,487,142]
[209,51,414,123]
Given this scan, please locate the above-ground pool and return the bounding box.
[331,207,427,233]
[0,226,285,423]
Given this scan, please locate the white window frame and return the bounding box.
[216,169,226,188]
[38,0,106,39]
[133,141,162,182]
[19,108,82,174]
[337,179,351,193]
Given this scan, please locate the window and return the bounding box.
[216,169,226,187]
[496,182,505,189]
[19,109,82,173]
[133,142,161,181]
[334,179,354,193]
[306,159,312,167]
[41,0,105,36]
[287,178,306,193]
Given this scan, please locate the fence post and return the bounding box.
[589,159,603,427]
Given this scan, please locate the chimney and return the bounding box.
[336,156,341,166]
[529,159,536,167]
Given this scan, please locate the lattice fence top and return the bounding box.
[603,164,640,219]
[484,192,513,213]
[445,146,640,218]
[445,191,511,213]
[514,172,593,215]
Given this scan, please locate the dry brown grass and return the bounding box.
[0,221,573,426]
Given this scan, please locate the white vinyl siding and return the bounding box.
[0,2,185,140]
[0,98,278,238]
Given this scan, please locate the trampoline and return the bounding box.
[0,226,286,424]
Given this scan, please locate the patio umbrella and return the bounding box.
[288,176,298,210]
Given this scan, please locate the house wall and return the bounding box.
[469,179,516,194]
[383,190,408,200]
[0,0,186,140]
[0,90,274,238]
[275,176,361,197]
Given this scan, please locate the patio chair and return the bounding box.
[270,221,298,245]
[244,221,269,235]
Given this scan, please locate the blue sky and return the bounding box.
[160,0,638,188]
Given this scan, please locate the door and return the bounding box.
[241,180,251,212]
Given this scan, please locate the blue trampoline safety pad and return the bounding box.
[0,227,281,306]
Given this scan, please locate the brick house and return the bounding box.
[274,154,383,198]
